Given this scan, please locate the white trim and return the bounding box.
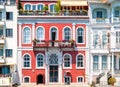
[22,53,31,69]
[62,26,72,40]
[63,53,72,69]
[22,26,32,44]
[76,26,85,44]
[76,53,85,69]
[77,76,84,83]
[36,53,45,69]
[23,76,31,83]
[49,26,59,40]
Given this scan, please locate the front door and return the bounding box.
[49,66,58,82]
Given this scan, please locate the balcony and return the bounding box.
[89,0,108,3]
[33,40,75,49]
[19,10,88,17]
[115,70,120,74]
[113,17,120,23]
[0,36,5,46]
[0,74,11,86]
[0,56,5,64]
[92,18,109,24]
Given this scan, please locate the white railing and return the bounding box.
[0,56,5,63]
[113,17,120,23]
[92,18,109,24]
[115,70,120,74]
[0,77,11,86]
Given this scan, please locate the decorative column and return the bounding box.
[111,52,114,75]
[72,23,76,40]
[19,23,22,47]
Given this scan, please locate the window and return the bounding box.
[116,31,120,47]
[102,32,107,46]
[78,76,84,83]
[0,29,3,37]
[5,49,12,57]
[51,27,57,40]
[6,29,13,37]
[93,55,99,70]
[64,54,71,68]
[0,66,10,74]
[25,4,31,11]
[36,54,44,67]
[64,27,71,41]
[93,32,98,47]
[115,10,119,17]
[37,4,44,11]
[23,27,31,43]
[77,55,84,68]
[32,5,36,11]
[6,12,13,20]
[24,77,30,83]
[0,12,2,21]
[36,27,44,41]
[0,49,3,56]
[102,55,107,70]
[49,54,58,65]
[50,4,56,13]
[77,28,84,43]
[23,54,30,68]
[96,11,102,18]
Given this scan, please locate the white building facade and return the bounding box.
[89,0,120,86]
[0,0,18,86]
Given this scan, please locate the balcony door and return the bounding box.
[51,28,57,46]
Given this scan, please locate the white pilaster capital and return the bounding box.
[72,23,76,26]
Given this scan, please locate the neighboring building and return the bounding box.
[17,0,89,85]
[0,0,18,86]
[89,0,120,85]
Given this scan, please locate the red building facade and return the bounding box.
[17,0,89,85]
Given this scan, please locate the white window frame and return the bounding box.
[64,76,71,84]
[76,26,85,44]
[36,26,45,43]
[77,76,84,83]
[102,55,107,70]
[63,53,72,69]
[22,53,31,69]
[32,4,37,11]
[22,26,31,44]
[37,3,45,11]
[76,54,85,69]
[23,76,30,83]
[63,26,72,41]
[24,3,32,11]
[36,53,45,69]
[49,3,56,13]
[49,26,58,40]
[93,55,99,71]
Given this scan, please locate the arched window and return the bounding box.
[64,54,71,68]
[25,4,31,11]
[50,4,56,13]
[77,28,84,43]
[76,55,84,68]
[36,54,44,67]
[64,27,71,41]
[36,27,44,41]
[93,55,99,70]
[51,27,57,40]
[23,27,31,43]
[23,54,30,68]
[114,6,120,17]
[24,77,30,83]
[37,4,44,11]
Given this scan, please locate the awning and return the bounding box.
[61,0,88,6]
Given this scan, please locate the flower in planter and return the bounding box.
[108,77,116,86]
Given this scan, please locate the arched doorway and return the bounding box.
[37,74,43,84]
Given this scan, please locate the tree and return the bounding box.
[18,0,23,10]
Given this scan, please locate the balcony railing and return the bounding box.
[0,35,5,45]
[89,0,108,3]
[33,40,75,48]
[92,18,109,24]
[115,70,120,74]
[113,17,120,23]
[0,1,16,5]
[19,10,88,16]
[0,56,5,64]
[0,77,11,86]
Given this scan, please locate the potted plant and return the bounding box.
[43,5,48,14]
[32,38,39,46]
[108,77,116,86]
